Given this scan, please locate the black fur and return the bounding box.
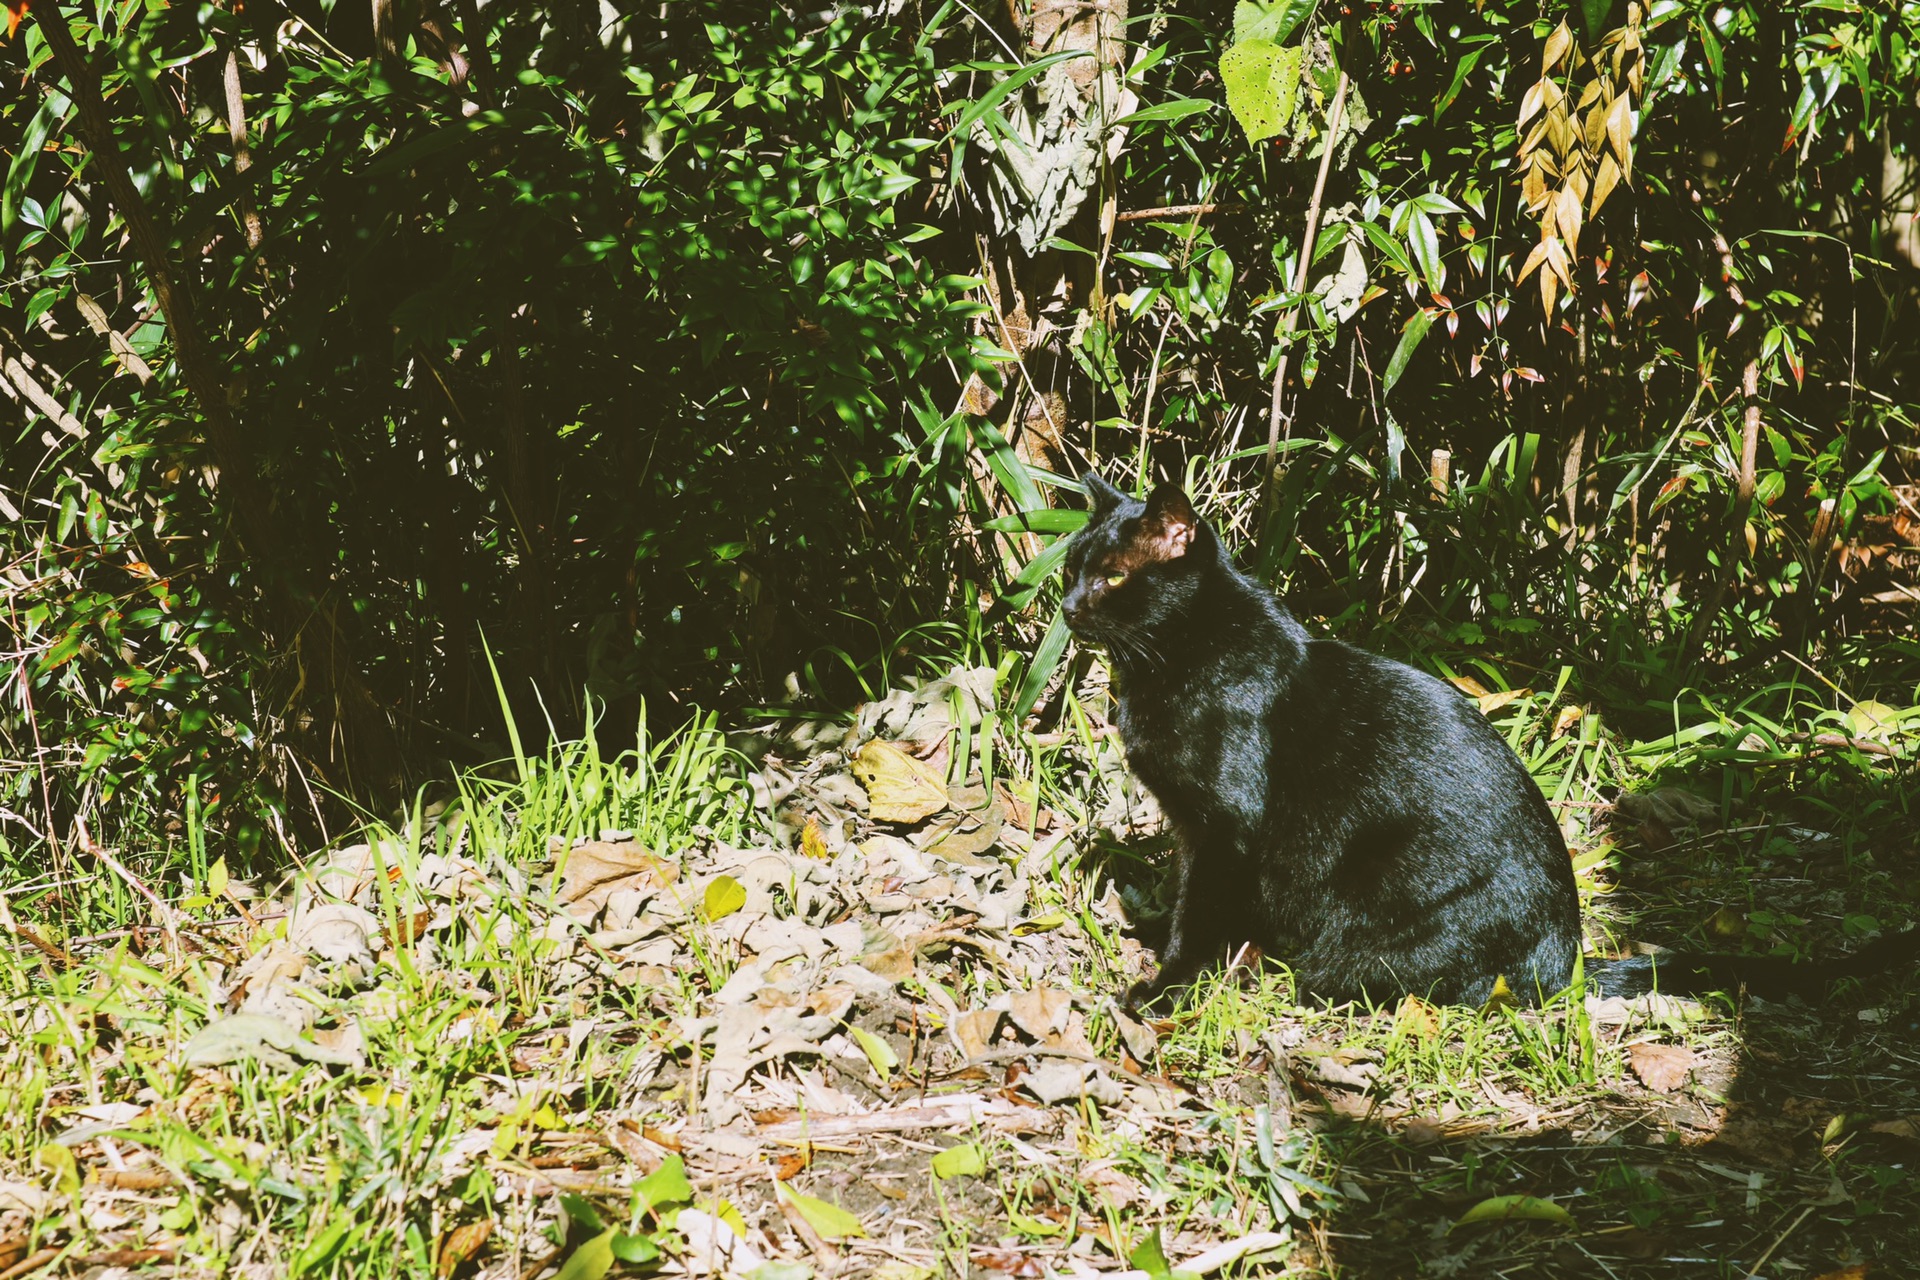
[1062,475,1919,1009]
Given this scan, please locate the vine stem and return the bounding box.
[1261,64,1351,532]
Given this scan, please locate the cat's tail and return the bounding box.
[1581,926,1920,1000]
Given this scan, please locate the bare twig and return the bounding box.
[1114,201,1243,222]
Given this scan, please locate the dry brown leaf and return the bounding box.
[852,741,950,824]
[1006,988,1072,1042]
[1811,1266,1871,1280]
[1627,1041,1696,1093]
[1869,1116,1920,1142]
[1395,995,1440,1041]
[954,1009,1005,1059]
[1551,704,1585,739]
[435,1221,493,1279]
[556,841,677,918]
[800,819,832,861]
[1401,1116,1445,1146]
[858,929,916,984]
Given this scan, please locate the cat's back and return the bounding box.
[1276,636,1558,834]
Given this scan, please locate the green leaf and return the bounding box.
[289,1219,352,1279]
[1232,0,1309,45]
[931,1142,986,1179]
[636,1155,694,1213]
[1011,609,1072,719]
[560,1194,606,1233]
[944,51,1091,139]
[1407,207,1444,292]
[1452,1194,1575,1231]
[1382,309,1436,398]
[849,1026,899,1082]
[1128,1229,1190,1280]
[609,1233,661,1264]
[703,875,747,920]
[4,89,69,245]
[980,509,1087,534]
[776,1184,866,1239]
[550,1229,616,1280]
[1111,98,1214,127]
[1220,40,1303,145]
[1116,250,1173,272]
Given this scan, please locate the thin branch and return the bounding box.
[1260,66,1350,527]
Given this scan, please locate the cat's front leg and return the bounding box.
[1125,843,1224,1011]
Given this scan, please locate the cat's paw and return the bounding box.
[1124,975,1176,1014]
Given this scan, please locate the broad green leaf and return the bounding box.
[1232,0,1310,45]
[1407,207,1444,292]
[560,1193,605,1232]
[550,1229,615,1280]
[1220,40,1303,145]
[1383,309,1436,398]
[931,1142,985,1179]
[609,1233,661,1264]
[1452,1194,1575,1230]
[703,875,746,921]
[776,1184,867,1239]
[635,1155,694,1213]
[207,856,228,899]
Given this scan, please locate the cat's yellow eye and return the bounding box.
[1104,572,1127,588]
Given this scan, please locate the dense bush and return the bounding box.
[2,0,1916,873]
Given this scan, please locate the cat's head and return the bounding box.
[1061,473,1205,645]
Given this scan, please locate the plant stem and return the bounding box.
[1261,65,1351,531]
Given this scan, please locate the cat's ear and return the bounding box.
[1140,484,1198,560]
[1083,471,1127,516]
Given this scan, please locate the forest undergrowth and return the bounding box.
[2,637,1916,1280]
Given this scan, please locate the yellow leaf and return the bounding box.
[849,1026,898,1082]
[703,875,747,921]
[1447,674,1493,698]
[35,1142,79,1196]
[1013,910,1070,936]
[1542,22,1574,73]
[1553,187,1583,256]
[1551,705,1585,738]
[207,856,229,899]
[1590,152,1621,216]
[800,819,831,861]
[1453,1194,1574,1230]
[1517,79,1548,127]
[777,1183,867,1240]
[1395,996,1440,1041]
[1606,94,1634,173]
[1516,238,1555,285]
[852,740,950,825]
[1476,689,1528,715]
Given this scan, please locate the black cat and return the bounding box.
[1061,474,1917,1009]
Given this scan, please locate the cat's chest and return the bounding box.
[1111,685,1231,794]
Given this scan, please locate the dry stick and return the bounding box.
[1682,358,1762,666]
[1114,201,1244,222]
[221,50,264,255]
[1260,66,1350,531]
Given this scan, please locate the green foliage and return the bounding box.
[2,0,1918,880]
